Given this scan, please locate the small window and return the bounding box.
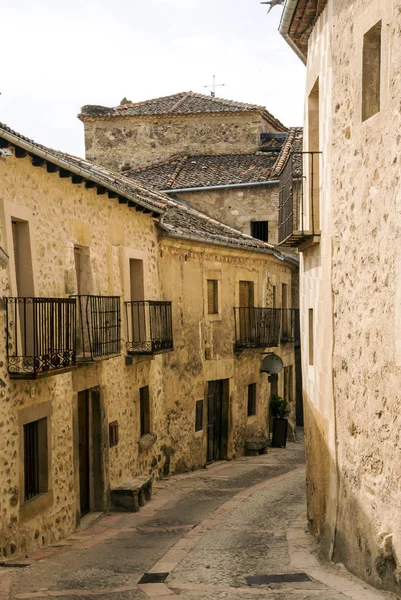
[283,366,293,404]
[247,383,257,417]
[207,280,218,314]
[308,309,314,366]
[195,400,204,431]
[251,221,269,242]
[109,421,119,447]
[140,386,150,436]
[362,21,382,122]
[24,418,48,501]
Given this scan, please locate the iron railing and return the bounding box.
[280,308,299,344]
[75,295,121,360]
[6,297,76,378]
[234,307,280,349]
[234,308,300,349]
[125,301,173,355]
[278,151,321,246]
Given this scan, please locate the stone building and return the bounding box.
[0,121,297,559]
[78,92,301,246]
[278,0,401,593]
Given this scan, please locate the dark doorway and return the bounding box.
[78,390,90,516]
[207,380,228,462]
[77,388,104,517]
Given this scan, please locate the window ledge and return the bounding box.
[20,490,53,522]
[205,314,222,322]
[138,432,157,451]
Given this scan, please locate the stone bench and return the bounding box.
[110,477,152,512]
[244,436,269,456]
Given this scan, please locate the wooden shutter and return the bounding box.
[207,280,218,314]
[74,247,81,295]
[239,281,254,307]
[12,221,21,294]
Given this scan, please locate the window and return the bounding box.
[24,418,48,501]
[247,383,257,417]
[207,280,218,314]
[195,400,203,431]
[130,259,145,301]
[109,421,119,447]
[308,309,314,366]
[11,219,34,296]
[308,80,320,233]
[251,221,269,242]
[362,21,382,122]
[140,386,150,436]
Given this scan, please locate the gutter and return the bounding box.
[161,179,280,194]
[279,0,307,64]
[157,221,296,265]
[0,127,164,216]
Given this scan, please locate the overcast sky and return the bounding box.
[1,0,305,158]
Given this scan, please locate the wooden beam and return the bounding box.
[108,191,118,199]
[118,197,128,204]
[128,201,137,208]
[46,162,58,173]
[14,147,28,159]
[96,187,106,195]
[59,169,71,178]
[31,156,45,167]
[0,138,10,148]
[85,180,96,189]
[71,175,84,184]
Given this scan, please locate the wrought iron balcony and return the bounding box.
[234,307,280,349]
[280,308,299,344]
[125,301,173,355]
[278,151,321,247]
[75,295,121,361]
[6,297,76,379]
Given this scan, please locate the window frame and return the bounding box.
[247,383,257,417]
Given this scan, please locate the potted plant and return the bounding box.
[270,394,290,448]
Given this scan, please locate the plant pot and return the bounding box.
[271,417,288,448]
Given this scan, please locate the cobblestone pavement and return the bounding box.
[0,439,397,600]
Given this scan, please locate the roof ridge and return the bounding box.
[123,154,187,174]
[166,155,188,189]
[115,91,188,111]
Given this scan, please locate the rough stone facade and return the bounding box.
[175,184,279,245]
[0,141,296,559]
[80,113,274,173]
[282,0,401,593]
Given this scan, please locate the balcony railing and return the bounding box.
[278,151,321,247]
[125,301,173,355]
[280,308,299,344]
[75,295,121,361]
[234,308,300,349]
[6,297,76,379]
[234,307,280,349]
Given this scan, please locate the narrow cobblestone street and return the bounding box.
[0,440,396,600]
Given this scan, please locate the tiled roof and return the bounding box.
[161,199,281,256]
[0,121,293,259]
[0,123,167,214]
[79,91,287,131]
[283,0,328,58]
[124,128,303,190]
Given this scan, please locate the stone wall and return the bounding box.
[81,112,274,172]
[159,238,297,472]
[329,0,401,592]
[175,184,279,245]
[0,151,297,560]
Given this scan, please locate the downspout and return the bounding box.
[161,179,279,194]
[279,0,307,65]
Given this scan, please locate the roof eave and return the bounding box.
[279,0,307,64]
[0,126,165,216]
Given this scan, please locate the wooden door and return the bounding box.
[78,390,90,516]
[207,380,223,462]
[239,281,255,344]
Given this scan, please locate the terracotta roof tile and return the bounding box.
[124,128,303,190]
[79,91,287,131]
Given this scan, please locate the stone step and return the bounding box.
[110,477,153,512]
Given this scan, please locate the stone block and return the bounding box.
[244,436,269,456]
[110,477,152,512]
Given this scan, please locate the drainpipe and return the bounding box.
[279,0,307,64]
[161,179,279,194]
